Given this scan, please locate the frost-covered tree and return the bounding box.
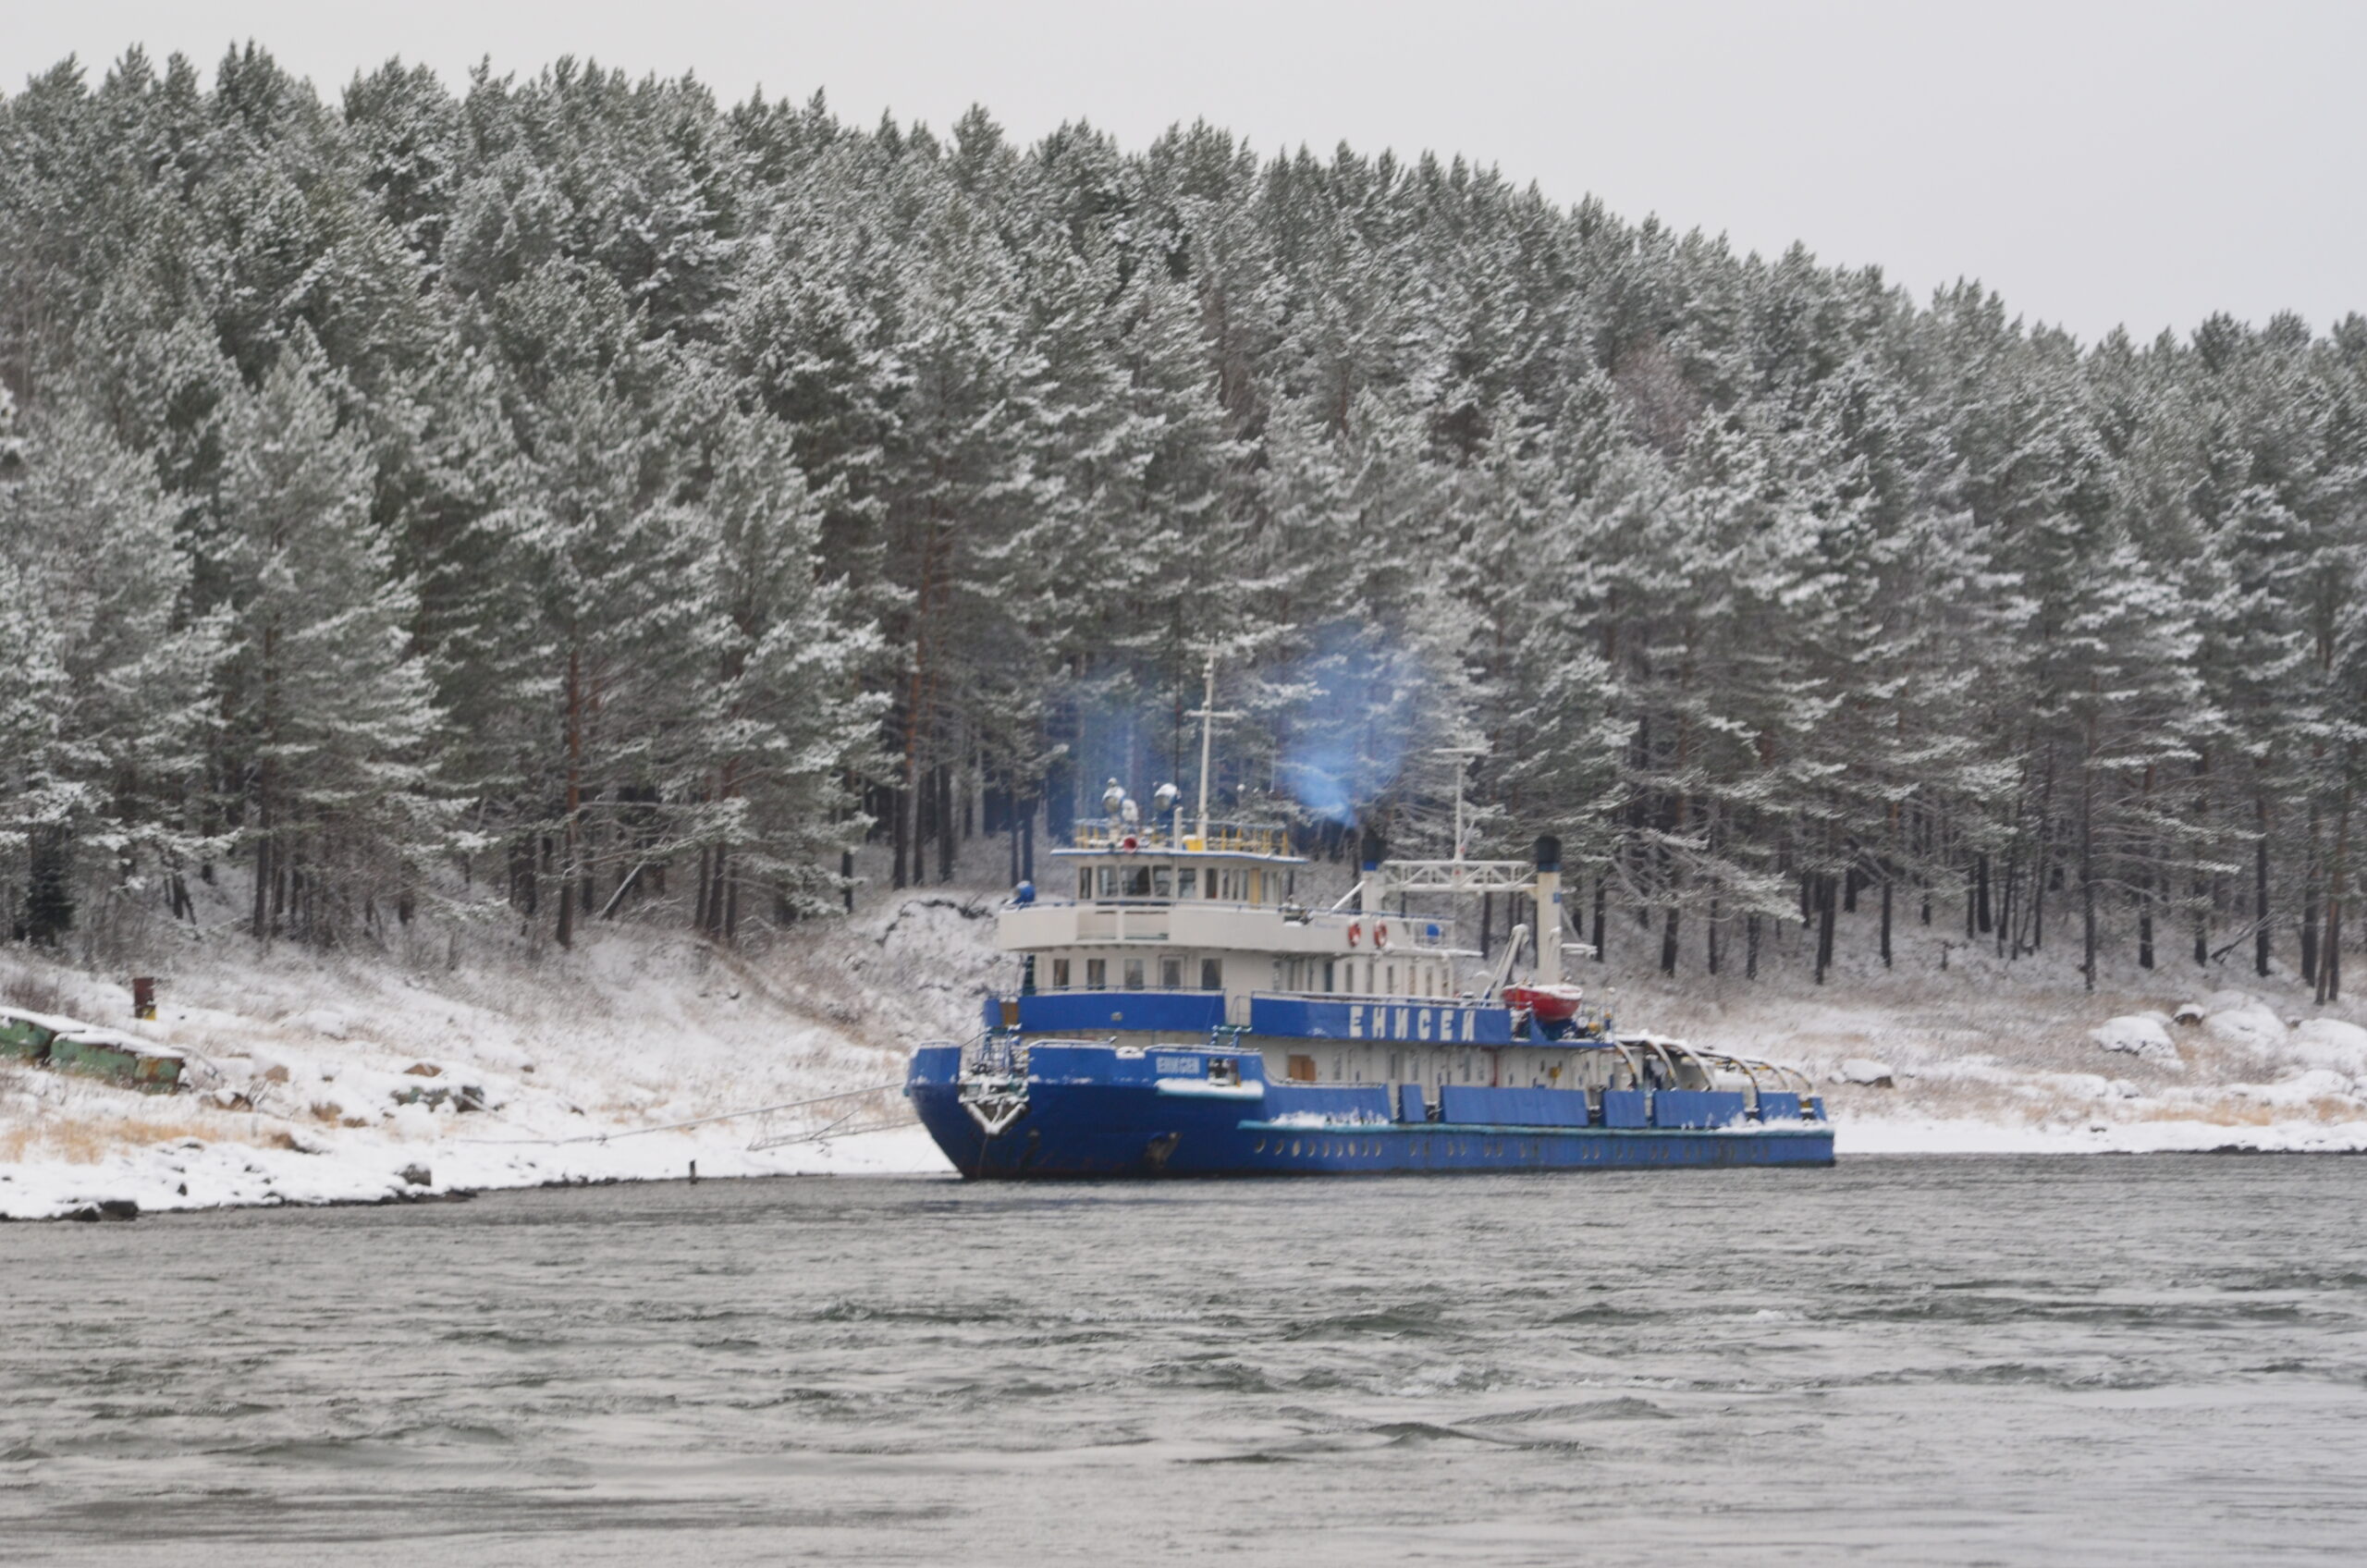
[215,346,440,941]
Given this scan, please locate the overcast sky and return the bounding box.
[6,1,2359,346]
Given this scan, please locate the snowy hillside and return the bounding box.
[0,891,1012,1219]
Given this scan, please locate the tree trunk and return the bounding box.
[2322,766,2351,1005]
[2193,753,2211,966]
[558,645,583,949]
[2255,792,2272,978]
[2302,797,2322,984]
[1591,876,1606,963]
[938,763,956,883]
[1814,874,1836,984]
[1879,874,1893,969]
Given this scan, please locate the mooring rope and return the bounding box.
[450,1081,904,1146]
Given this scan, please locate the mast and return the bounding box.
[1186,655,1238,847]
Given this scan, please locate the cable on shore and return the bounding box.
[451,1081,905,1146]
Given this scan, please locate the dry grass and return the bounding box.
[1,972,76,1017]
[0,1116,221,1164]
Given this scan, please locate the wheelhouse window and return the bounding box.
[1152,866,1173,899]
[1078,870,1093,900]
[1086,958,1107,988]
[1178,868,1197,899]
[1123,959,1146,990]
[1123,865,1152,898]
[1160,957,1183,989]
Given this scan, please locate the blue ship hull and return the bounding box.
[906,1043,1834,1180]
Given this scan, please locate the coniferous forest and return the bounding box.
[3,47,2363,997]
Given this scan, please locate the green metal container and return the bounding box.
[0,1008,66,1065]
[47,1031,184,1094]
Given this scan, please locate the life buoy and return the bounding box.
[1346,921,1364,948]
[1373,921,1391,949]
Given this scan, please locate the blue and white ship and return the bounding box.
[907,670,1833,1178]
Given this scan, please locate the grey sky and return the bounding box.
[7,1,2360,346]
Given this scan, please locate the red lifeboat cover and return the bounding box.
[1502,983,1586,1023]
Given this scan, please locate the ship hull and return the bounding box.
[907,1044,1834,1180]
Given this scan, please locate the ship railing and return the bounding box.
[1068,818,1292,857]
[960,1032,1030,1080]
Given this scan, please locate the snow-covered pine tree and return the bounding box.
[215,342,441,941]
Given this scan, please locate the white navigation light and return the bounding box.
[1153,782,1181,812]
[1102,779,1125,817]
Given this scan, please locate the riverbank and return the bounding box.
[0,896,1000,1219]
[7,876,2367,1219]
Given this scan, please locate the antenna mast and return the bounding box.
[1437,746,1485,864]
[1186,655,1240,846]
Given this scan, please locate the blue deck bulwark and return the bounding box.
[908,1045,1833,1179]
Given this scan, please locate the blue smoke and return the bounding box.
[1277,626,1416,827]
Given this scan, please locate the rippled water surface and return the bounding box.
[5,1158,2366,1564]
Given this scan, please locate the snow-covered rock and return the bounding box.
[2172,1001,2206,1026]
[1835,1058,1895,1087]
[2289,1019,2367,1078]
[2091,1014,2180,1064]
[2204,1003,2287,1048]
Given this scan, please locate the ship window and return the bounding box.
[1331,1052,1343,1080]
[1160,957,1183,989]
[1123,959,1146,990]
[1385,964,1396,994]
[1097,867,1119,898]
[1123,866,1152,898]
[1152,866,1172,898]
[1201,958,1222,991]
[1052,958,1071,989]
[1078,870,1093,900]
[1287,1055,1317,1083]
[1086,958,1107,988]
[1322,959,1335,992]
[1178,868,1197,898]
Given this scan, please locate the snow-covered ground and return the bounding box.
[7,854,2367,1219]
[0,891,1009,1219]
[1587,909,2367,1158]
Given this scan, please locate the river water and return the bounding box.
[3,1157,2364,1565]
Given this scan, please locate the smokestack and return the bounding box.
[1533,835,1563,984]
